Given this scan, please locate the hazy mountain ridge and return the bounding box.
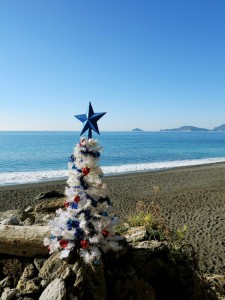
[132,128,144,131]
[160,124,225,132]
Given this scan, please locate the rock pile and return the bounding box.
[0,192,224,300]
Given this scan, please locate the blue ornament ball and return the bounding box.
[94,258,101,266]
[94,152,100,158]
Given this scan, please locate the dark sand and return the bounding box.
[1,163,225,274]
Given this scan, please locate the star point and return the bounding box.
[75,102,106,139]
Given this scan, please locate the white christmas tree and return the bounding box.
[44,103,123,264]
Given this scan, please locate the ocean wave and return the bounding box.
[1,157,225,186]
[0,170,68,186]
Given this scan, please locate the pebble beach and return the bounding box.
[1,162,225,275]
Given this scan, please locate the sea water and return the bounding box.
[1,131,225,185]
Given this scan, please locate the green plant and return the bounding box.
[125,193,171,241]
[114,223,129,234]
[168,224,198,266]
[116,186,198,268]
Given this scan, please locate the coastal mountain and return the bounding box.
[160,126,209,132]
[161,124,225,132]
[132,128,144,132]
[213,124,225,131]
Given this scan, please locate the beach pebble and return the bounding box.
[39,252,68,287]
[16,277,40,295]
[33,197,66,213]
[0,216,20,225]
[39,278,66,300]
[20,263,36,280]
[24,206,33,213]
[123,226,147,242]
[0,277,11,289]
[1,287,17,300]
[33,258,46,271]
[0,209,27,225]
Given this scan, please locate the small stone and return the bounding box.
[0,216,20,225]
[134,240,168,252]
[0,277,11,289]
[0,210,32,226]
[22,218,34,226]
[24,206,33,213]
[16,277,40,295]
[33,258,46,271]
[1,287,17,300]
[73,262,107,299]
[123,226,147,242]
[20,263,36,279]
[39,278,66,300]
[33,198,66,213]
[39,252,69,287]
[33,212,55,225]
[61,266,72,280]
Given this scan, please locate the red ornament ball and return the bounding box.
[102,230,109,238]
[82,167,90,176]
[80,239,89,249]
[59,239,69,249]
[64,202,69,208]
[74,195,80,203]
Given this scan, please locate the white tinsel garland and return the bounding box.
[44,137,123,264]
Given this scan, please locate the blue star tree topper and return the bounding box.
[75,102,106,139]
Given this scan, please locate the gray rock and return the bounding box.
[39,278,66,300]
[0,277,11,289]
[24,206,34,213]
[20,263,36,280]
[22,217,34,226]
[39,252,69,287]
[60,266,72,281]
[73,260,107,300]
[16,277,40,295]
[33,258,46,271]
[123,226,147,242]
[16,264,40,295]
[1,287,17,300]
[33,212,55,225]
[0,210,25,222]
[134,240,168,251]
[205,274,225,300]
[33,197,66,213]
[0,216,20,225]
[0,210,34,225]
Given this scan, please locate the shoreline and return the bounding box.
[1,158,225,187]
[1,162,225,274]
[1,160,225,189]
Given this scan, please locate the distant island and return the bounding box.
[132,128,144,132]
[160,124,225,132]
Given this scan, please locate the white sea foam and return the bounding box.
[1,157,225,186]
[0,170,68,186]
[103,157,225,174]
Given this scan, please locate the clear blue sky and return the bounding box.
[1,0,225,131]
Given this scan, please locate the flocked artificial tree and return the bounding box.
[44,102,123,264]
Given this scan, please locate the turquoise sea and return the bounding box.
[1,131,225,185]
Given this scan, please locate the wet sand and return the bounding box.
[1,162,225,274]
